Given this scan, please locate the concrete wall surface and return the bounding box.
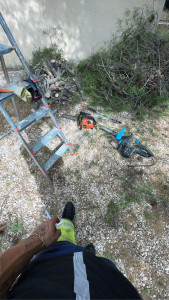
[0,0,165,67]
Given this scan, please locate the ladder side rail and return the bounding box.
[0,102,51,182]
[0,12,34,79]
[0,50,20,122]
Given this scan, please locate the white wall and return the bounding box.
[0,0,165,67]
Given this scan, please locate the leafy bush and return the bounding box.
[32,46,62,66]
[31,26,65,66]
[78,9,169,117]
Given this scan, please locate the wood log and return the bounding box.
[54,87,62,92]
[49,84,56,91]
[45,88,51,99]
[51,90,59,98]
[47,60,58,78]
[55,81,65,87]
[43,62,54,78]
[55,93,59,98]
[47,77,60,85]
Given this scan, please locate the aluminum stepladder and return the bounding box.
[0,12,74,183]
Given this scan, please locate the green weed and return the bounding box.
[143,287,151,294]
[30,168,36,174]
[83,130,90,136]
[144,211,154,220]
[89,160,99,167]
[67,168,82,180]
[90,203,99,210]
[32,47,61,66]
[67,167,73,175]
[105,181,159,227]
[74,169,81,180]
[158,281,166,289]
[10,221,23,233]
[129,278,135,284]
[105,200,119,227]
[104,250,114,261]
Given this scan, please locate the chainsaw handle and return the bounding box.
[134,145,154,158]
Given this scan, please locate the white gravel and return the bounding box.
[0,71,169,299]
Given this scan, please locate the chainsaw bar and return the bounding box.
[62,114,77,121]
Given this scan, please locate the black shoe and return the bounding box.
[62,202,75,221]
[85,243,96,255]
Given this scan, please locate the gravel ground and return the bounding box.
[0,71,169,299]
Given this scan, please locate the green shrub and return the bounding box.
[78,9,169,117]
[31,26,65,66]
[32,46,62,66]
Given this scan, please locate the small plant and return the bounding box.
[144,211,154,220]
[89,160,99,167]
[10,221,23,233]
[90,203,99,210]
[105,200,119,227]
[74,169,81,181]
[32,46,61,66]
[144,287,151,294]
[83,130,90,136]
[129,278,135,284]
[104,250,114,261]
[67,167,73,175]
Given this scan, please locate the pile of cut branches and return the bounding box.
[78,9,169,115]
[33,59,85,107]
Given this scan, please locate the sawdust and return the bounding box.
[0,71,169,299]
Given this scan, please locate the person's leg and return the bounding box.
[57,202,77,245]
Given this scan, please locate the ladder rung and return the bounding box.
[16,106,50,132]
[0,44,13,56]
[31,127,60,155]
[43,143,69,172]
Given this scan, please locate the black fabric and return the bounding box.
[83,252,141,299]
[7,254,75,299]
[7,253,141,299]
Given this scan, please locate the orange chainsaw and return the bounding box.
[62,112,96,129]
